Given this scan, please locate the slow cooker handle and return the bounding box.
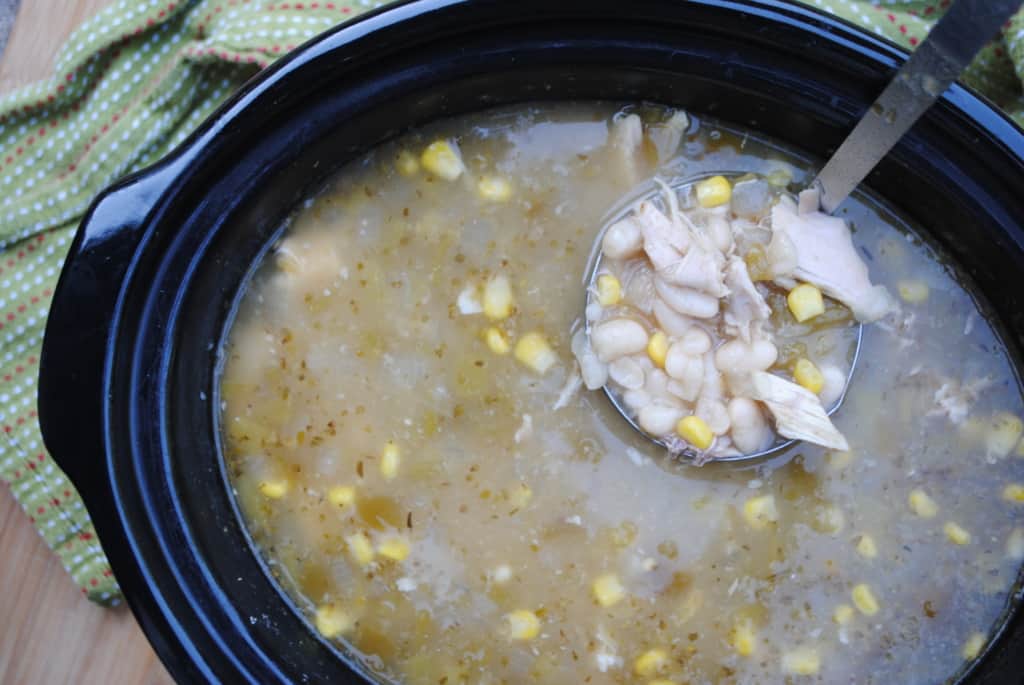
[37,162,181,490]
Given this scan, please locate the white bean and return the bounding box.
[653,298,693,337]
[654,278,719,319]
[645,368,669,397]
[702,352,724,398]
[637,401,684,437]
[591,319,649,362]
[608,357,645,390]
[819,364,848,407]
[708,215,734,253]
[728,397,773,453]
[602,216,643,259]
[571,329,608,390]
[679,328,712,356]
[750,339,778,370]
[623,389,651,411]
[715,339,778,374]
[696,396,731,435]
[664,344,704,401]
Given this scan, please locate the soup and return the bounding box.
[220,103,1024,684]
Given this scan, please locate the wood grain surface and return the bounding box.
[0,1,173,683]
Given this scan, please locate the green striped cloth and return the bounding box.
[0,0,1022,605]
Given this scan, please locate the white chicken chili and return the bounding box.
[220,103,1024,685]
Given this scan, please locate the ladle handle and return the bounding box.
[815,0,1021,213]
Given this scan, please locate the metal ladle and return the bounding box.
[587,0,1019,462]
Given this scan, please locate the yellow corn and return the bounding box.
[677,415,714,450]
[484,326,510,355]
[258,479,288,499]
[507,482,533,509]
[378,535,411,561]
[787,283,825,322]
[793,358,824,394]
[477,176,513,202]
[781,646,820,676]
[345,532,375,566]
[833,604,855,625]
[1006,528,1024,560]
[633,648,669,677]
[596,274,623,306]
[731,618,757,657]
[827,449,853,469]
[962,632,986,660]
[986,412,1023,458]
[1004,484,1024,503]
[505,609,541,640]
[327,485,356,508]
[420,140,465,181]
[592,573,626,607]
[647,330,669,368]
[856,534,878,559]
[742,494,779,530]
[695,175,732,208]
[944,521,971,545]
[380,441,400,480]
[514,332,558,374]
[483,274,515,320]
[395,149,419,177]
[897,279,929,304]
[852,584,879,616]
[314,603,353,638]
[908,488,939,518]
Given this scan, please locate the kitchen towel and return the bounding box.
[0,0,1021,605]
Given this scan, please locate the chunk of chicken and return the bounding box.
[646,110,690,165]
[610,113,645,187]
[749,371,849,451]
[722,257,771,341]
[770,196,895,322]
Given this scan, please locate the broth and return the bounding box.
[220,103,1024,684]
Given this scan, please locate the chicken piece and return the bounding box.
[274,233,343,292]
[722,257,771,342]
[770,196,895,322]
[927,376,992,424]
[571,328,609,390]
[610,113,645,187]
[654,278,719,319]
[636,201,691,270]
[646,110,690,165]
[619,258,657,314]
[657,243,727,296]
[749,371,849,451]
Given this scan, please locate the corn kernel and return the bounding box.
[833,604,855,625]
[258,479,288,499]
[484,327,510,355]
[677,415,714,450]
[731,618,757,656]
[633,648,669,677]
[793,358,824,394]
[827,449,852,469]
[944,521,971,545]
[514,332,558,374]
[477,176,513,202]
[327,485,356,508]
[897,279,929,304]
[856,534,878,559]
[787,283,825,322]
[909,489,938,518]
[1006,528,1024,560]
[483,274,515,321]
[314,603,353,638]
[378,535,411,561]
[345,532,375,566]
[647,330,669,368]
[380,441,400,480]
[782,646,820,676]
[395,150,419,177]
[505,609,541,640]
[852,583,879,616]
[507,482,533,509]
[986,412,1023,458]
[962,632,986,660]
[742,494,779,530]
[592,573,626,607]
[1007,484,1024,504]
[695,175,732,208]
[420,140,465,181]
[596,274,622,306]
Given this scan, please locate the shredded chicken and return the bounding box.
[750,371,849,451]
[723,256,771,341]
[928,376,993,424]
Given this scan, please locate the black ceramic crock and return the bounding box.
[36,0,1024,682]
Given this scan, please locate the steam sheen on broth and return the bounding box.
[220,103,1024,684]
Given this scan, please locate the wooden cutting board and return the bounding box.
[0,2,172,683]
